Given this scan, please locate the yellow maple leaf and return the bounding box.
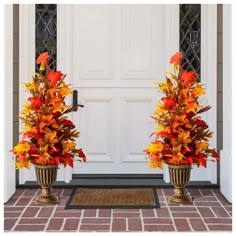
[146,142,163,156]
[16,162,26,169]
[156,123,165,132]
[22,124,32,132]
[33,72,45,82]
[192,83,205,97]
[196,142,209,154]
[165,71,177,80]
[154,103,166,115]
[23,81,39,93]
[177,152,185,161]
[154,81,170,92]
[13,142,30,154]
[149,161,163,169]
[63,142,76,154]
[59,85,72,97]
[21,103,33,115]
[51,103,67,113]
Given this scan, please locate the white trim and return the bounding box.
[57,5,73,183]
[4,4,15,203]
[163,4,179,72]
[163,4,179,183]
[220,4,232,202]
[201,4,217,184]
[19,4,36,184]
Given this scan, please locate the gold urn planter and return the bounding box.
[168,164,192,204]
[34,164,59,204]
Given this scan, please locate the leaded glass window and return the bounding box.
[35,4,57,70]
[180,4,201,76]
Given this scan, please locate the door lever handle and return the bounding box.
[77,104,84,108]
[72,90,84,111]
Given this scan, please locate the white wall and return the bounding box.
[4,4,16,203]
[220,4,232,203]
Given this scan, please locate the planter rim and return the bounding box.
[167,164,192,168]
[34,164,58,168]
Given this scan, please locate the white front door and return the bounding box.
[69,5,166,174]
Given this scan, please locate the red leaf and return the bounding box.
[195,119,207,127]
[180,71,197,84]
[36,52,49,65]
[169,52,183,65]
[79,150,86,162]
[161,97,176,109]
[28,97,42,109]
[47,71,63,84]
[212,150,220,160]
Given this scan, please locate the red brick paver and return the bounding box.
[47,218,63,231]
[174,219,191,231]
[112,218,126,232]
[4,188,232,232]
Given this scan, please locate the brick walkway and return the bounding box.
[4,188,232,232]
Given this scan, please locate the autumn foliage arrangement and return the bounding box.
[145,52,219,169]
[11,52,86,169]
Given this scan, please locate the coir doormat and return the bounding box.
[65,187,160,209]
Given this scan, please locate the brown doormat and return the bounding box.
[65,188,160,209]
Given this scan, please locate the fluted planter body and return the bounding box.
[168,164,192,204]
[34,164,59,204]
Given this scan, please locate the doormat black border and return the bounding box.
[65,187,160,209]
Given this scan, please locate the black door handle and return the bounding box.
[72,90,84,111]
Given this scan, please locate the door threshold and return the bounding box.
[18,178,219,189]
[72,174,164,179]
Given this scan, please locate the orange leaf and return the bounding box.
[169,52,183,65]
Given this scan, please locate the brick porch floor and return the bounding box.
[4,188,232,232]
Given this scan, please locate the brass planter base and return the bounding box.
[168,164,192,204]
[34,164,59,205]
[168,192,192,204]
[34,195,59,204]
[34,188,59,204]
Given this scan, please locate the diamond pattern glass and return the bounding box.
[35,4,57,70]
[180,4,201,76]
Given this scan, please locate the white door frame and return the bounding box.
[199,4,217,184]
[18,4,218,184]
[4,4,15,202]
[220,4,232,203]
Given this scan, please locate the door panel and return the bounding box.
[120,96,155,162]
[80,96,113,162]
[73,5,113,81]
[72,88,160,174]
[120,6,154,79]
